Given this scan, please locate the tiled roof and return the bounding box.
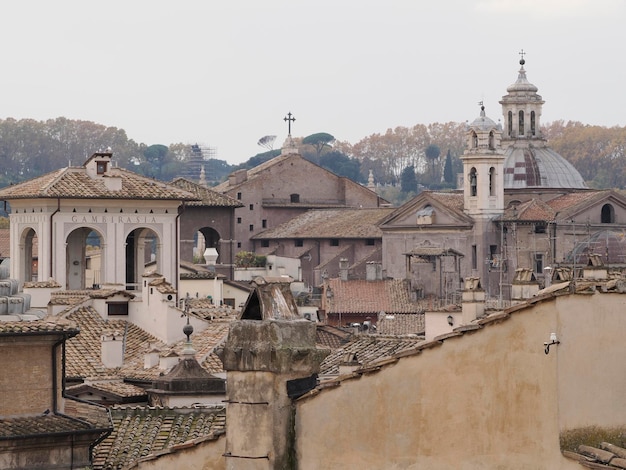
[0,414,97,439]
[148,277,178,294]
[564,442,626,468]
[67,380,148,399]
[253,208,395,240]
[502,198,556,222]
[325,279,422,315]
[213,154,294,192]
[23,279,62,288]
[63,304,231,382]
[376,313,425,336]
[170,178,243,207]
[92,405,226,470]
[546,190,608,216]
[319,335,424,376]
[0,318,79,336]
[0,167,198,201]
[316,325,353,349]
[428,191,465,212]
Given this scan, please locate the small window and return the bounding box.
[237,192,242,200]
[223,298,236,308]
[249,204,254,210]
[471,245,477,270]
[366,239,375,246]
[249,224,254,231]
[290,194,300,203]
[237,217,242,224]
[518,110,524,136]
[508,111,513,136]
[237,242,241,248]
[107,302,128,316]
[489,167,495,196]
[97,161,107,175]
[261,240,270,248]
[534,223,546,234]
[601,203,615,223]
[262,219,267,228]
[469,168,477,197]
[534,253,544,274]
[330,239,339,247]
[295,239,303,247]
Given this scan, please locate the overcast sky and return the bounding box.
[1,0,624,164]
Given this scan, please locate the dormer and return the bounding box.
[84,151,113,178]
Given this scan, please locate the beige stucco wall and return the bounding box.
[133,436,226,470]
[295,292,626,469]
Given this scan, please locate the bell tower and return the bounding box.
[461,104,505,218]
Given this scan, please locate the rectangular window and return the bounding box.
[223,298,236,308]
[237,192,242,200]
[534,253,544,273]
[262,219,267,228]
[107,302,128,316]
[97,161,107,174]
[237,217,242,224]
[295,239,303,247]
[330,239,339,247]
[535,223,546,234]
[249,224,254,231]
[471,245,477,270]
[249,204,254,210]
[366,239,375,246]
[261,240,269,248]
[237,242,241,248]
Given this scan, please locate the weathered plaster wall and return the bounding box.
[295,292,626,469]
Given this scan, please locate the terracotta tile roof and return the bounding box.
[428,191,465,212]
[148,277,178,294]
[213,154,293,192]
[376,312,425,336]
[92,405,226,470]
[254,208,395,240]
[316,325,353,349]
[0,414,97,438]
[502,198,556,221]
[0,167,198,201]
[565,441,626,468]
[66,380,148,399]
[170,178,243,207]
[23,279,62,288]
[319,335,424,376]
[0,317,79,336]
[325,279,422,315]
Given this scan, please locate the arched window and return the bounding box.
[471,131,478,148]
[518,110,524,136]
[508,111,513,137]
[469,168,477,197]
[489,167,496,196]
[488,131,495,150]
[530,111,536,136]
[601,203,615,223]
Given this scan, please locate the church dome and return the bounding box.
[503,145,587,189]
[500,54,587,189]
[468,106,500,132]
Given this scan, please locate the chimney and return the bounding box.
[461,277,485,324]
[366,261,382,281]
[144,345,160,369]
[101,331,124,368]
[339,258,349,281]
[338,352,361,375]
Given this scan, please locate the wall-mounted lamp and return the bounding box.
[447,315,454,327]
[544,332,560,355]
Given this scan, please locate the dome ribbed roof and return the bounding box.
[469,106,500,132]
[503,145,587,189]
[507,60,539,93]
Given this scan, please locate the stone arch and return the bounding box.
[125,227,161,290]
[469,167,477,197]
[66,227,105,290]
[19,227,39,285]
[194,227,221,263]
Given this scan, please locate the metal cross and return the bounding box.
[284,112,296,135]
[519,49,526,61]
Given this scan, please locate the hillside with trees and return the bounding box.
[0,117,625,206]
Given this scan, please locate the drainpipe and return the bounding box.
[175,202,186,295]
[50,198,61,279]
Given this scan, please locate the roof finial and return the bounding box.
[478,100,485,116]
[519,49,526,66]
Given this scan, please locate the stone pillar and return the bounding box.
[221,279,329,470]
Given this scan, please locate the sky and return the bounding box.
[1,0,625,165]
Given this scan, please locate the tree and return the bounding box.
[319,151,363,183]
[424,144,441,186]
[257,135,277,151]
[142,144,169,180]
[302,133,335,161]
[400,165,418,194]
[443,149,454,184]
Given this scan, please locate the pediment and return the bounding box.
[380,192,473,229]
